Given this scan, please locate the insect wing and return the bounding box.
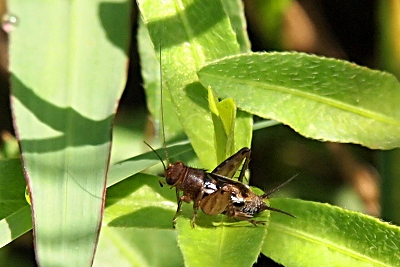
[207,172,251,195]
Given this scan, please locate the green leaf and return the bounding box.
[176,211,268,267]
[94,227,182,267]
[107,141,192,187]
[9,1,130,265]
[175,186,272,267]
[0,206,32,249]
[137,0,247,170]
[221,0,251,52]
[104,173,176,229]
[94,173,183,266]
[198,52,400,149]
[0,141,192,250]
[208,88,237,162]
[138,1,259,266]
[138,18,184,142]
[263,198,400,267]
[0,159,31,248]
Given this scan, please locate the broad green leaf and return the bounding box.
[219,0,253,152]
[9,1,130,265]
[263,198,400,267]
[94,173,183,266]
[198,52,400,149]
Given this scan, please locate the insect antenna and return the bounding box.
[263,205,296,218]
[261,174,298,198]
[144,141,166,171]
[261,174,298,218]
[143,140,166,188]
[158,38,171,167]
[143,37,170,173]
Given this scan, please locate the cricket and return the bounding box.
[146,41,295,228]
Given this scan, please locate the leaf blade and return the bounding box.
[198,52,400,149]
[9,1,130,265]
[263,198,400,267]
[138,0,245,170]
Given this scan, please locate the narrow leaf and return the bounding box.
[208,88,236,162]
[221,0,251,52]
[107,141,192,187]
[198,52,400,149]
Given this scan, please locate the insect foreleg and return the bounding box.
[172,188,183,227]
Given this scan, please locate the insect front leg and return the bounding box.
[172,188,183,227]
[190,191,206,228]
[173,192,197,227]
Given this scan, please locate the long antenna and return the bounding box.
[261,174,298,198]
[159,37,170,166]
[144,141,166,170]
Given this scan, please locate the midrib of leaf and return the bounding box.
[269,221,391,267]
[210,74,400,127]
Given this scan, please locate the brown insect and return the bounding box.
[160,147,250,227]
[155,145,294,227]
[150,45,294,227]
